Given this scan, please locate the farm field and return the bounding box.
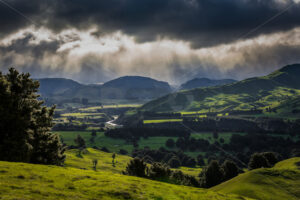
[55,131,246,157]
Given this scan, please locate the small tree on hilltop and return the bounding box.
[261,152,278,167]
[0,68,65,165]
[248,153,270,170]
[124,158,148,177]
[168,156,181,168]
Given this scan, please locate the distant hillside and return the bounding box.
[212,157,300,200]
[38,76,172,102]
[101,76,172,100]
[38,78,82,97]
[180,78,236,90]
[139,64,300,113]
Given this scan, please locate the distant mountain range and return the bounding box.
[180,78,236,90]
[139,64,300,113]
[38,76,172,102]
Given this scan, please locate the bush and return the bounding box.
[168,156,181,168]
[248,153,270,170]
[197,155,205,166]
[119,149,128,155]
[124,158,148,177]
[148,163,171,179]
[100,147,110,153]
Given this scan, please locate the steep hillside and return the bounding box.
[100,76,172,100]
[139,64,300,113]
[212,157,300,200]
[180,78,236,90]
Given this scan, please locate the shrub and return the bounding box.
[124,158,148,177]
[168,156,181,168]
[100,147,110,153]
[197,155,205,166]
[148,163,171,179]
[119,149,128,155]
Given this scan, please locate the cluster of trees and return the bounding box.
[124,158,199,187]
[105,127,190,141]
[0,68,65,165]
[132,148,196,168]
[52,123,88,131]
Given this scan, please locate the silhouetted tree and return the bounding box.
[221,160,239,181]
[248,153,270,170]
[0,68,65,165]
[199,160,224,188]
[261,152,278,167]
[124,158,148,177]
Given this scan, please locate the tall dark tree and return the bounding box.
[221,160,239,181]
[199,160,224,188]
[0,68,65,165]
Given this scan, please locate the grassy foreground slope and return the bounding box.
[0,162,250,200]
[212,157,300,200]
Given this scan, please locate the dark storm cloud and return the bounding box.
[1,0,300,47]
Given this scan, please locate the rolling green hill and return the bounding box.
[212,157,300,200]
[0,148,251,200]
[139,64,300,114]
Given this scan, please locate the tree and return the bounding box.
[0,68,65,165]
[92,159,98,170]
[124,158,148,177]
[166,138,175,148]
[221,160,239,181]
[148,163,171,179]
[261,152,278,166]
[112,153,116,167]
[199,160,224,188]
[248,153,270,170]
[168,156,181,168]
[74,135,86,148]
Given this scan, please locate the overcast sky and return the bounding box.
[1,0,300,84]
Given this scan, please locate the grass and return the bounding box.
[55,131,241,157]
[0,150,249,200]
[143,119,183,124]
[212,157,300,200]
